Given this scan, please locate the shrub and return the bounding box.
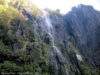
[0,0,7,5]
[0,40,12,56]
[0,6,5,12]
[0,61,23,72]
[31,4,41,16]
[0,6,19,27]
[80,62,99,75]
[13,50,29,61]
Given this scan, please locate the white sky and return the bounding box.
[31,0,100,14]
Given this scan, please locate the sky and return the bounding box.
[31,0,100,14]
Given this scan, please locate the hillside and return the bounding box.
[0,0,100,75]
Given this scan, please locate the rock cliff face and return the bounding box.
[64,4,100,68]
[0,0,100,75]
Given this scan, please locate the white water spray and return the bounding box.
[76,54,83,61]
[42,10,53,28]
[42,10,69,75]
[42,10,65,60]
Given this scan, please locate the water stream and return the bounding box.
[42,10,69,75]
[43,10,65,62]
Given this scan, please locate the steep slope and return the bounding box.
[65,4,100,68]
[0,0,70,74]
[0,0,100,75]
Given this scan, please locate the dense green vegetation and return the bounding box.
[65,43,100,75]
[0,0,7,5]
[0,0,100,75]
[9,0,41,15]
[0,0,51,74]
[79,62,99,75]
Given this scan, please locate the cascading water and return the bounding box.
[42,10,70,75]
[42,10,65,62]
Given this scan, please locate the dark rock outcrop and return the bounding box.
[64,4,100,68]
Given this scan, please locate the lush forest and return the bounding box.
[0,0,100,75]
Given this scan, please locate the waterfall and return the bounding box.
[76,54,83,61]
[42,10,53,28]
[42,10,70,75]
[42,10,65,62]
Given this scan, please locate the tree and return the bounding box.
[0,0,7,5]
